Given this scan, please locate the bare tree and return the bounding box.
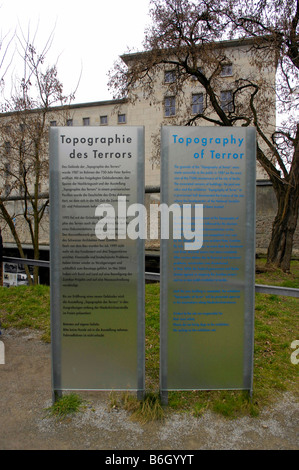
[0,28,15,92]
[109,0,298,272]
[0,27,75,284]
[222,0,299,272]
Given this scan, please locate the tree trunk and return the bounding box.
[267,181,299,272]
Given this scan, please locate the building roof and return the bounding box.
[120,36,268,65]
[0,98,128,118]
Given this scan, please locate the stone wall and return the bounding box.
[256,181,299,257]
[1,181,298,259]
[145,182,299,258]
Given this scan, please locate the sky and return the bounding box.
[0,0,152,104]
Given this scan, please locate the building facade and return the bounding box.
[1,37,290,268]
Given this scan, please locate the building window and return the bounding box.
[83,117,90,126]
[164,96,176,117]
[220,90,233,112]
[100,115,108,125]
[19,160,25,195]
[165,70,176,83]
[220,64,233,77]
[192,93,204,114]
[4,162,10,175]
[118,114,126,124]
[50,121,57,127]
[5,184,11,197]
[4,141,11,154]
[20,140,26,155]
[67,119,73,126]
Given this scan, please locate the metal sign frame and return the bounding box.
[160,126,256,402]
[50,126,145,401]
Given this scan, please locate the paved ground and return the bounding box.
[0,328,298,451]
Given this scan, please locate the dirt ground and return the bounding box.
[0,328,298,451]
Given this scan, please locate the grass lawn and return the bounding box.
[0,257,298,418]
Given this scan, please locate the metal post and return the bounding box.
[160,391,168,406]
[52,389,63,404]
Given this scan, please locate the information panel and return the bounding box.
[50,127,145,392]
[160,126,255,392]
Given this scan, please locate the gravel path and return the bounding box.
[0,329,298,450]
